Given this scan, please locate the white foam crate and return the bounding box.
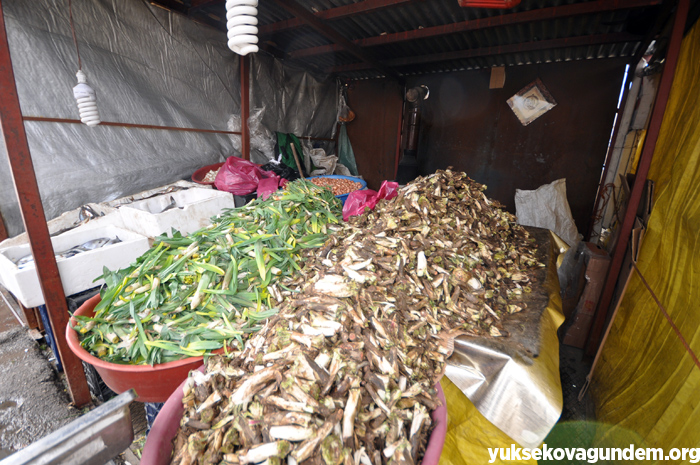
[0,225,150,308]
[118,188,235,237]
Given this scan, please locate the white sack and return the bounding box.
[515,178,581,247]
[309,149,338,176]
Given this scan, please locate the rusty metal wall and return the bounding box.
[346,79,404,190]
[407,58,627,235]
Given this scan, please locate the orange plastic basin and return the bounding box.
[191,162,225,186]
[66,294,204,402]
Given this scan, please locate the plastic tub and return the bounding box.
[142,373,447,465]
[307,175,367,206]
[191,162,225,186]
[66,294,206,402]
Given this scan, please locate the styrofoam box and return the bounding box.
[0,225,150,308]
[118,188,235,237]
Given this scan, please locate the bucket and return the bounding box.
[66,294,206,402]
[142,372,447,465]
[191,162,225,186]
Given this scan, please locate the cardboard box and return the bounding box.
[118,188,235,237]
[0,225,149,308]
[562,242,611,348]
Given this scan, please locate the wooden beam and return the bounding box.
[586,0,691,355]
[259,0,412,35]
[0,0,90,406]
[328,33,643,73]
[272,0,402,81]
[291,0,661,59]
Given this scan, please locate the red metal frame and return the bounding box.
[240,55,250,161]
[0,0,90,406]
[458,0,521,8]
[291,0,661,59]
[585,0,690,355]
[273,0,402,82]
[328,33,641,73]
[0,211,7,241]
[22,116,240,135]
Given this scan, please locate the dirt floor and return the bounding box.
[0,327,75,457]
[0,288,146,463]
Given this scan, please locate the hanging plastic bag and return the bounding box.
[342,180,399,221]
[214,156,276,195]
[337,124,359,176]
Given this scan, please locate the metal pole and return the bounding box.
[240,55,250,161]
[0,0,90,406]
[585,0,691,356]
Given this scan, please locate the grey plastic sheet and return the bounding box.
[251,54,338,162]
[0,0,338,238]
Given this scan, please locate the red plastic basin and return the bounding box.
[191,162,225,186]
[142,373,447,465]
[66,294,206,402]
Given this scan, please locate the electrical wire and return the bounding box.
[67,0,81,70]
[589,182,616,238]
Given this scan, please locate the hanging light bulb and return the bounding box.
[73,70,100,127]
[226,0,259,56]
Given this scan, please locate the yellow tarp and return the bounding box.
[592,19,700,460]
[439,234,564,465]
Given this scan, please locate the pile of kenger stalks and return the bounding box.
[171,169,543,465]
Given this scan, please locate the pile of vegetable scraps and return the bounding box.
[168,169,545,465]
[72,181,343,365]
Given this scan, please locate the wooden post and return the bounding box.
[240,55,250,161]
[0,0,90,406]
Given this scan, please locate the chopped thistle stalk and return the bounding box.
[74,180,342,365]
[169,170,545,465]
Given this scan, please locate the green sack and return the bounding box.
[276,132,306,173]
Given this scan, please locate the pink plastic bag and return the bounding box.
[342,180,399,221]
[257,176,288,200]
[214,157,277,195]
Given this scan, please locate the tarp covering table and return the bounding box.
[439,230,565,462]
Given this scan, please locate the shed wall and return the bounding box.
[346,79,404,191]
[347,59,627,236]
[413,59,627,235]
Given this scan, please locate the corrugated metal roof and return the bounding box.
[167,0,663,79]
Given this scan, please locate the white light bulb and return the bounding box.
[226,0,259,56]
[73,70,100,127]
